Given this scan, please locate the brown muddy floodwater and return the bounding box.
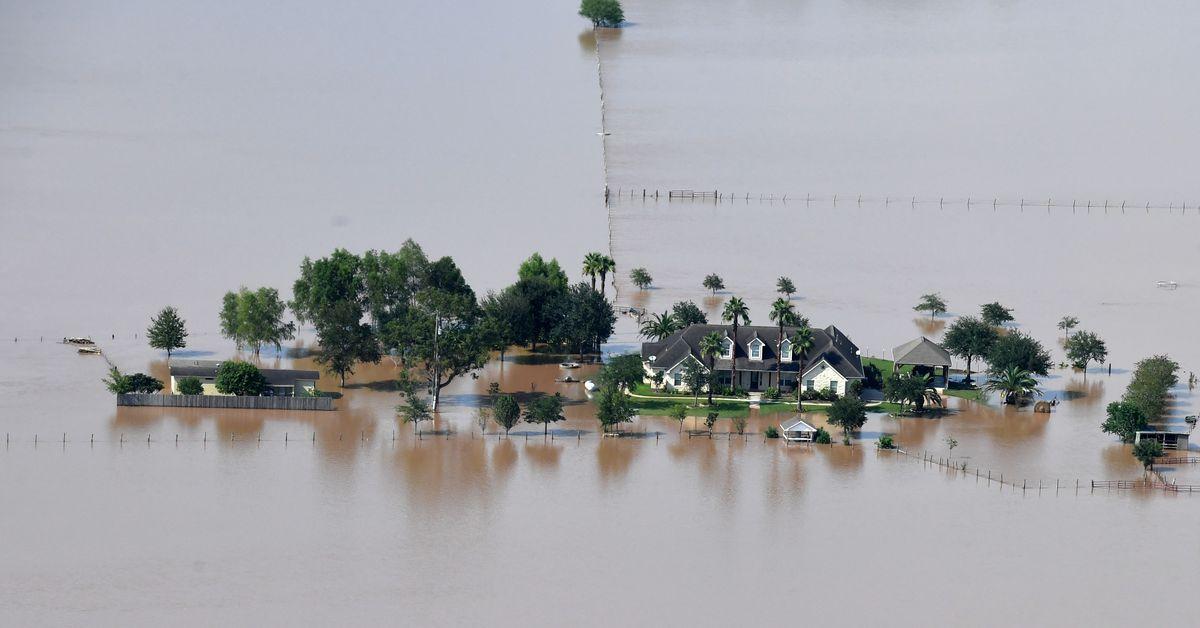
[3,0,1199,626]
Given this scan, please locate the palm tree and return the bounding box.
[1057,315,1079,342]
[699,332,724,406]
[582,252,603,291]
[598,255,616,295]
[984,366,1041,405]
[639,311,678,341]
[911,373,943,412]
[769,298,796,389]
[721,297,751,393]
[790,325,814,411]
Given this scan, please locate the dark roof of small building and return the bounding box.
[892,337,952,367]
[641,324,864,379]
[168,359,319,386]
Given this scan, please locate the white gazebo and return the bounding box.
[780,418,818,442]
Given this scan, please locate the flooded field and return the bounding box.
[3,0,1199,625]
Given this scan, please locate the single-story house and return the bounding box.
[780,418,818,442]
[168,359,319,397]
[1134,430,1190,451]
[641,324,864,395]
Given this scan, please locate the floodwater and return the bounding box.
[3,0,1199,625]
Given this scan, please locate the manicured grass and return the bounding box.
[631,398,795,418]
[944,386,986,402]
[862,356,914,376]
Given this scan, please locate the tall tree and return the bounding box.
[599,353,645,390]
[681,359,708,406]
[550,283,616,354]
[582,252,603,291]
[942,316,998,383]
[913,293,947,320]
[598,255,616,295]
[524,393,566,436]
[407,257,489,411]
[480,289,529,364]
[219,291,243,350]
[361,242,429,329]
[238,287,296,356]
[769,298,796,389]
[987,331,1051,376]
[313,301,381,387]
[1101,401,1146,443]
[699,332,725,405]
[639,311,679,341]
[980,302,1015,327]
[1065,330,1107,373]
[671,300,708,326]
[776,276,796,299]
[291,248,364,325]
[1057,315,1080,342]
[721,297,750,392]
[790,325,814,411]
[702,274,725,295]
[518,253,569,290]
[147,306,188,359]
[511,274,567,348]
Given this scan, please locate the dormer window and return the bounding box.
[780,339,792,361]
[749,338,764,360]
[722,337,734,360]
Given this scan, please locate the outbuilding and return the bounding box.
[892,336,953,390]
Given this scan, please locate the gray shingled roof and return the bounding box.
[168,359,319,386]
[641,324,864,379]
[892,337,952,367]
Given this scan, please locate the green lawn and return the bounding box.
[631,398,796,418]
[944,385,987,403]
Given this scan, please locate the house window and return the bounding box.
[805,379,815,391]
[722,338,733,359]
[780,341,791,361]
[750,342,761,360]
[828,380,838,394]
[673,371,682,387]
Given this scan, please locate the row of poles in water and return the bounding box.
[606,187,1198,213]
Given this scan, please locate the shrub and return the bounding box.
[127,373,163,393]
[814,427,832,444]
[176,376,203,395]
[704,411,720,431]
[764,426,780,439]
[1132,439,1163,469]
[215,361,267,396]
[731,416,747,435]
[764,387,781,401]
[847,380,864,399]
[877,434,896,449]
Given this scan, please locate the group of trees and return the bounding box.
[219,287,296,355]
[883,373,942,413]
[484,252,616,357]
[1102,355,1179,443]
[581,252,616,294]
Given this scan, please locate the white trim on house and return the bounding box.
[780,338,792,361]
[721,335,734,360]
[748,337,764,361]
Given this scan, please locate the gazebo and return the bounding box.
[892,337,952,389]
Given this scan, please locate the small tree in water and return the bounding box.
[629,267,653,290]
[669,403,688,433]
[1065,330,1107,373]
[702,274,725,295]
[524,393,566,436]
[1132,439,1163,470]
[579,0,624,27]
[913,293,947,320]
[147,306,188,359]
[826,396,867,444]
[944,435,958,459]
[493,394,521,436]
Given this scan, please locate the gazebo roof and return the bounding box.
[892,337,952,367]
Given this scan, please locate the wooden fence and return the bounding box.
[117,393,334,411]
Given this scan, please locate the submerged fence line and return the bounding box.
[605,187,1199,214]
